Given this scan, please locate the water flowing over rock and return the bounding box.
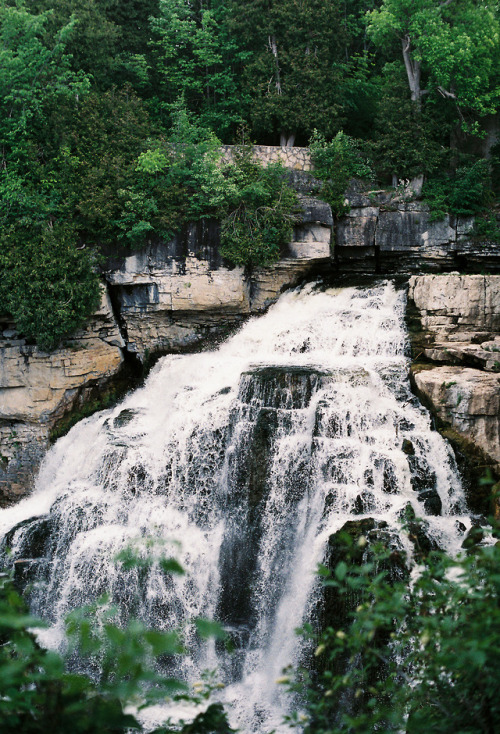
[0,201,332,501]
[0,282,472,732]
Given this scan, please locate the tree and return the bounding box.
[150,0,245,138]
[27,0,159,90]
[226,0,351,146]
[366,0,500,130]
[0,223,101,351]
[0,0,88,169]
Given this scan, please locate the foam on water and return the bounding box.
[0,281,470,731]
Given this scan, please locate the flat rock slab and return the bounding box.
[413,365,500,466]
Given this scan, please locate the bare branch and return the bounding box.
[437,85,457,100]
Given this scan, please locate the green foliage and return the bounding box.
[150,0,244,138]
[366,0,500,127]
[369,63,450,181]
[226,0,352,144]
[286,531,500,733]
[473,212,500,242]
[0,224,101,351]
[309,131,373,217]
[0,550,234,734]
[0,0,89,165]
[26,0,158,91]
[219,148,299,266]
[424,159,492,220]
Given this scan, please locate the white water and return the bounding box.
[0,281,470,731]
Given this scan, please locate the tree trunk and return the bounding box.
[280,132,296,147]
[402,35,421,109]
[268,35,282,94]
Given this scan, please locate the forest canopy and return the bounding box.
[1,0,500,347]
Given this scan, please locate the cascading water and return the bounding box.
[0,280,472,731]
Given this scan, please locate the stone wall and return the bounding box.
[220,145,312,171]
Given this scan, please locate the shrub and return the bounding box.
[0,550,234,733]
[285,530,500,733]
[309,131,373,217]
[219,147,299,266]
[424,159,492,221]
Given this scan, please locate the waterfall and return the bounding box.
[0,281,471,732]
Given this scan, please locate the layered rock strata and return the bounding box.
[408,275,500,511]
[105,196,332,361]
[337,194,499,273]
[0,197,332,502]
[0,287,124,505]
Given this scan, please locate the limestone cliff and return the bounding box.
[0,196,332,502]
[0,287,124,504]
[408,275,500,513]
[337,191,499,274]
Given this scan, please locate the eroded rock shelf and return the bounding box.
[2,187,500,508]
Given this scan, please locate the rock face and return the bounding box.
[105,197,332,362]
[0,197,332,502]
[336,195,500,274]
[408,274,500,371]
[0,287,125,505]
[413,366,500,470]
[408,275,500,506]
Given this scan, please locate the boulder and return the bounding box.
[412,365,500,470]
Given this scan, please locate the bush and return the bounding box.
[219,147,299,266]
[309,131,373,217]
[0,553,234,733]
[285,530,500,733]
[0,224,101,352]
[424,159,492,221]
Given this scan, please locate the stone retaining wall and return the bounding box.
[221,145,312,171]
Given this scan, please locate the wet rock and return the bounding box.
[407,454,442,515]
[462,525,485,550]
[113,408,137,429]
[398,503,440,560]
[239,366,329,410]
[2,515,52,559]
[402,438,415,455]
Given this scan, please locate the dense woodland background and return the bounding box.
[1,0,500,345]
